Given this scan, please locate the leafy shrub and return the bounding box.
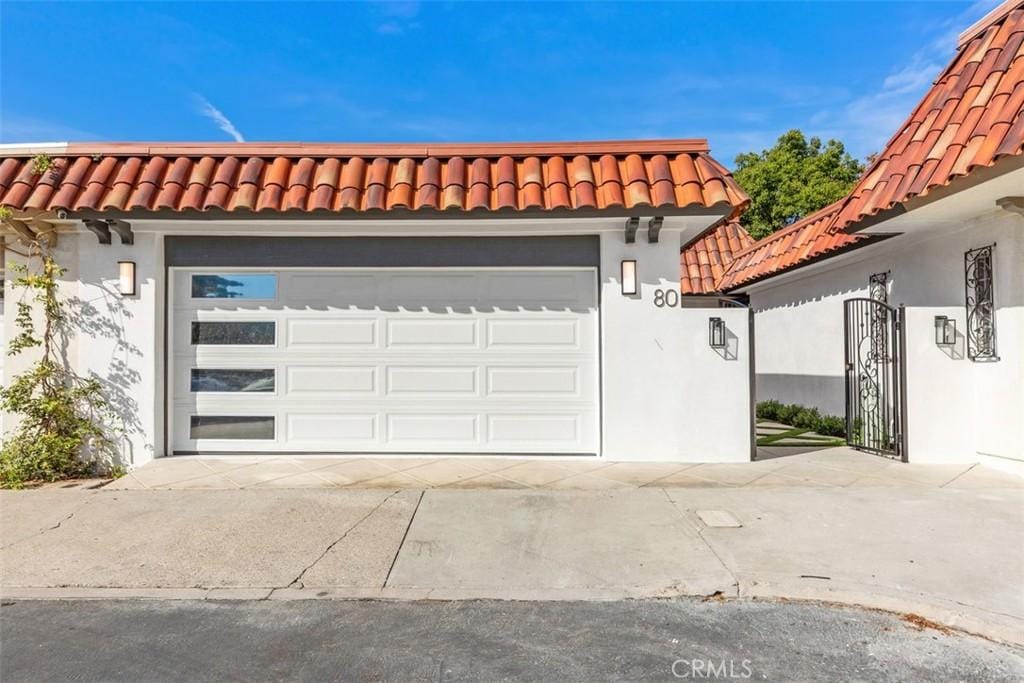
[775,403,801,425]
[0,255,120,488]
[817,415,847,437]
[756,399,782,421]
[792,407,821,430]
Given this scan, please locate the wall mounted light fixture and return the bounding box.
[118,261,136,296]
[620,260,637,296]
[709,317,726,348]
[934,315,956,347]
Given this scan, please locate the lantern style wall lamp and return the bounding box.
[709,317,726,348]
[934,315,956,347]
[621,259,637,296]
[118,261,136,296]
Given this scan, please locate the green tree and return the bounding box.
[733,130,864,240]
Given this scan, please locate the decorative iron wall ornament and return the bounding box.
[869,272,888,303]
[965,245,998,361]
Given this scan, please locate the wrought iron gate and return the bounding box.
[843,298,907,461]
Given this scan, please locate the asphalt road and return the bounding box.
[1,599,1021,682]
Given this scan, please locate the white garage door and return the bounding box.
[170,268,599,455]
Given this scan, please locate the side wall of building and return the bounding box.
[749,210,1024,467]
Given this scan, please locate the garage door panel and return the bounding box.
[287,366,378,395]
[488,414,580,443]
[484,272,592,307]
[387,273,480,305]
[287,414,378,442]
[386,366,478,396]
[285,272,378,304]
[486,319,581,349]
[286,318,377,348]
[487,366,580,396]
[386,318,478,347]
[387,414,479,443]
[172,267,598,455]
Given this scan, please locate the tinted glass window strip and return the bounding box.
[189,416,275,440]
[191,274,277,299]
[191,321,275,345]
[191,369,275,393]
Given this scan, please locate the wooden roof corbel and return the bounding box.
[996,196,1024,218]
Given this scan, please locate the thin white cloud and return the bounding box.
[193,94,245,142]
[375,0,421,35]
[0,113,100,142]
[806,0,1002,160]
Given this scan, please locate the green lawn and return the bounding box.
[755,423,846,448]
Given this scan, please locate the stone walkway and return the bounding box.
[756,419,844,447]
[103,447,1024,491]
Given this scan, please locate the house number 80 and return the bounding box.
[653,289,680,308]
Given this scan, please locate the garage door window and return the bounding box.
[191,369,275,393]
[191,273,276,299]
[190,416,275,440]
[191,321,275,345]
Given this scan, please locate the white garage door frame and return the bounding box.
[167,265,602,457]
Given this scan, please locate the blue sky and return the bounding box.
[0,1,1001,167]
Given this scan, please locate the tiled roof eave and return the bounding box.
[721,233,895,292]
[0,143,748,217]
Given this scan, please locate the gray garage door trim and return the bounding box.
[165,235,600,269]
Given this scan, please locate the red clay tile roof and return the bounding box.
[0,140,748,216]
[832,0,1024,230]
[679,221,754,294]
[714,202,884,290]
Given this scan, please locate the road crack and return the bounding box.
[382,489,424,588]
[1,497,94,550]
[283,490,403,590]
[661,489,740,597]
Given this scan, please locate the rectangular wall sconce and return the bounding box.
[934,315,956,347]
[118,261,136,296]
[709,317,726,348]
[621,259,637,296]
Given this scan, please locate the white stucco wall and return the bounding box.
[72,232,165,468]
[3,219,753,465]
[599,229,752,462]
[748,209,1024,467]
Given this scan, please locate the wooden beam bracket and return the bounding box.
[996,196,1024,218]
[108,219,134,245]
[83,219,112,245]
[624,217,639,244]
[647,216,663,243]
[8,219,37,245]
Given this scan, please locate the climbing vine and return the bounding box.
[1,184,122,487]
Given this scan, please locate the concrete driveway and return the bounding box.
[3,454,1022,645]
[102,446,1012,490]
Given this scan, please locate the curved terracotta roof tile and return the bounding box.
[622,154,647,184]
[679,221,755,294]
[0,140,746,217]
[0,158,20,193]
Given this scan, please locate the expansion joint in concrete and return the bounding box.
[281,490,404,591]
[660,489,740,597]
[383,489,424,589]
